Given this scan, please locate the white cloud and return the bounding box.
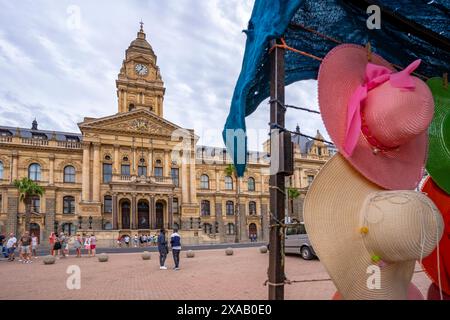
[0,0,326,151]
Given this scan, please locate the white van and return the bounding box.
[284,222,316,260]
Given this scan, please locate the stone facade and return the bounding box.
[0,25,333,246]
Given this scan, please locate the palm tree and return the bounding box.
[13,177,45,232]
[225,164,241,243]
[287,187,300,221]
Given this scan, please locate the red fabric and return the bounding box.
[427,283,450,300]
[421,177,450,296]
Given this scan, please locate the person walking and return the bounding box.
[53,233,61,257]
[124,235,130,247]
[0,233,5,258]
[83,233,91,257]
[90,234,97,257]
[157,229,168,270]
[170,229,181,270]
[74,234,82,258]
[19,231,32,263]
[31,233,38,259]
[60,232,68,258]
[117,235,122,248]
[6,233,17,262]
[48,232,56,256]
[133,234,139,248]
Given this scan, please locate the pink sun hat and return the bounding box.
[318,44,434,190]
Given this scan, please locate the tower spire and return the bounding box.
[139,20,144,33]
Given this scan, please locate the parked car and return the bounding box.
[267,222,317,260]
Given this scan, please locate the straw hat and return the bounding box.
[318,44,434,190]
[425,77,450,194]
[421,176,450,296]
[303,154,444,300]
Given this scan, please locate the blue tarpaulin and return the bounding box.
[223,0,450,177]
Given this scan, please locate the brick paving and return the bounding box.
[0,247,431,300]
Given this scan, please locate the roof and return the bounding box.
[223,0,450,176]
[0,125,82,142]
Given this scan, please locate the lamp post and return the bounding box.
[88,216,93,229]
[78,216,83,229]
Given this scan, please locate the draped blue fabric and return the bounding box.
[223,0,450,177]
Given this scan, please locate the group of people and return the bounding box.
[49,232,97,258]
[117,233,158,248]
[0,232,39,263]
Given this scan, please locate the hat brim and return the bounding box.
[421,176,450,295]
[318,44,427,190]
[304,154,415,300]
[426,78,450,194]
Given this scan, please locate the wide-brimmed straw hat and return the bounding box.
[318,44,434,190]
[425,77,450,194]
[303,154,443,300]
[421,176,450,296]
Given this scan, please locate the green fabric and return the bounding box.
[426,77,450,195]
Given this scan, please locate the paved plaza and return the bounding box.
[0,247,431,300]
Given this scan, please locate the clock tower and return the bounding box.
[116,22,165,116]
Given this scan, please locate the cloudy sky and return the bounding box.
[0,0,327,151]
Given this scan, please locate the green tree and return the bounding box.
[287,187,300,220]
[13,177,45,232]
[225,164,241,243]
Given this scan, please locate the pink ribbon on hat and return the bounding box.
[343,59,421,156]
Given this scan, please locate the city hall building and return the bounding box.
[0,25,333,246]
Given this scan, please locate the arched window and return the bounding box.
[225,176,233,190]
[129,103,135,111]
[200,174,209,189]
[0,161,3,179]
[227,223,235,235]
[249,201,257,215]
[63,196,75,214]
[63,166,76,183]
[104,195,112,213]
[201,200,210,216]
[226,201,234,215]
[28,163,41,181]
[248,177,255,191]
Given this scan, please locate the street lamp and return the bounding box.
[88,216,93,229]
[78,216,83,229]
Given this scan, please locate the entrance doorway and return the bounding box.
[155,202,164,229]
[138,200,150,229]
[249,223,257,241]
[30,223,40,244]
[121,200,131,229]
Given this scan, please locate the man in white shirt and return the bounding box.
[6,233,17,262]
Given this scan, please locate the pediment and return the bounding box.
[78,109,190,138]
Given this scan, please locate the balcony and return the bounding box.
[0,136,82,150]
[112,175,174,185]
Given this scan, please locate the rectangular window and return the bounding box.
[172,198,179,214]
[121,164,130,176]
[104,196,112,213]
[307,175,314,186]
[138,165,147,177]
[103,163,112,183]
[171,168,179,186]
[154,167,163,177]
[31,197,40,213]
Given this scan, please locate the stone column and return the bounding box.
[189,151,197,203]
[48,154,55,185]
[6,195,18,235]
[44,196,56,245]
[239,203,248,241]
[132,147,137,175]
[261,203,269,242]
[215,199,224,242]
[215,170,220,192]
[113,144,120,174]
[148,150,153,176]
[181,152,189,203]
[81,142,91,202]
[92,143,100,202]
[11,151,18,182]
[168,195,173,229]
[150,196,155,229]
[164,150,170,177]
[131,194,137,229]
[112,193,118,230]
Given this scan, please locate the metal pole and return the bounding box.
[268,39,286,300]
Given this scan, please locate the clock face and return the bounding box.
[135,64,148,76]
